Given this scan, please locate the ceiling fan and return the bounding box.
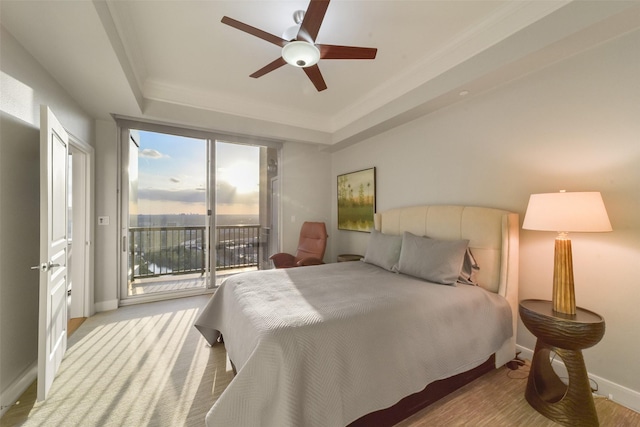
[221,0,377,92]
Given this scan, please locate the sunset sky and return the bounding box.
[133,130,259,216]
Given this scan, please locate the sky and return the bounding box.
[216,141,260,215]
[132,130,259,216]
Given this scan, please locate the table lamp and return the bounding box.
[522,191,612,315]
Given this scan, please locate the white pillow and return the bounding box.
[396,232,469,285]
[363,230,402,271]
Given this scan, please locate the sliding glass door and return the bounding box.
[214,141,259,284]
[118,120,280,303]
[124,129,210,298]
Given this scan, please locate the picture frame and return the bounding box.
[337,167,376,232]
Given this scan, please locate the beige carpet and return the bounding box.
[3,295,233,427]
[396,362,640,427]
[3,295,639,427]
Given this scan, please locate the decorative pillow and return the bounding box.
[363,229,402,271]
[458,248,480,286]
[396,232,469,285]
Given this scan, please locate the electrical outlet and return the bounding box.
[98,216,110,226]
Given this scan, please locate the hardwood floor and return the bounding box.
[67,317,86,337]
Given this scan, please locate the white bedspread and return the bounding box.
[195,261,512,427]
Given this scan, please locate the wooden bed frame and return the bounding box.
[348,205,520,426]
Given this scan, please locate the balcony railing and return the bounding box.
[214,225,261,271]
[129,224,263,280]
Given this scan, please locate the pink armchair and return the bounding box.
[270,222,328,268]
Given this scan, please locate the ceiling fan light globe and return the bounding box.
[282,41,320,68]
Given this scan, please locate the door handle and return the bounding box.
[30,263,46,272]
[30,262,60,272]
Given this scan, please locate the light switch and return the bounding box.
[98,216,110,226]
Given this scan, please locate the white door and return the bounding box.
[35,105,69,401]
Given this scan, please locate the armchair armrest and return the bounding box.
[270,252,297,268]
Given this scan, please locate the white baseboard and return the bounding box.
[516,344,640,414]
[0,361,37,418]
[94,299,118,312]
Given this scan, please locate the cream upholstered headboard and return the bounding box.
[374,205,519,367]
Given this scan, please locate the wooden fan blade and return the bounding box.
[250,57,287,78]
[297,0,330,43]
[318,44,377,60]
[303,64,327,92]
[221,16,287,47]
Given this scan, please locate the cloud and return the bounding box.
[216,181,258,206]
[139,148,168,159]
[138,188,205,205]
[170,177,181,183]
[137,183,258,207]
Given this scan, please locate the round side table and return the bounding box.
[519,299,605,427]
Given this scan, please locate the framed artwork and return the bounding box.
[337,167,376,232]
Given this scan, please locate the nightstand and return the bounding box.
[519,299,605,427]
[337,254,363,262]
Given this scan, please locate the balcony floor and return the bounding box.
[130,267,258,296]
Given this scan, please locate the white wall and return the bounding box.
[331,29,640,406]
[0,26,94,412]
[94,120,119,311]
[278,141,332,260]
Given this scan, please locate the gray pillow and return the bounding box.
[363,230,402,271]
[458,248,480,286]
[396,232,469,285]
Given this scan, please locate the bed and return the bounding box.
[195,205,519,426]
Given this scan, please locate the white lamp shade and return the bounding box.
[523,191,612,232]
[282,41,320,68]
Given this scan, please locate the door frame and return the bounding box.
[68,134,95,318]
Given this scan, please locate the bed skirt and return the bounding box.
[349,354,496,426]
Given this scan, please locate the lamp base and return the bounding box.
[553,236,576,315]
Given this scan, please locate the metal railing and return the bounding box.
[215,225,261,271]
[130,224,262,280]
